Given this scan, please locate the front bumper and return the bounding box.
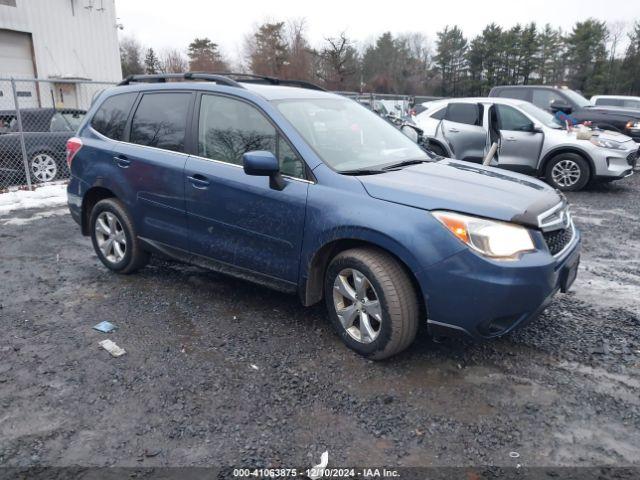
[591,145,637,180]
[418,228,581,339]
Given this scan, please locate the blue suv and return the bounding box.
[67,73,581,359]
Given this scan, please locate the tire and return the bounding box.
[90,198,149,274]
[29,152,59,183]
[545,153,590,191]
[324,247,419,360]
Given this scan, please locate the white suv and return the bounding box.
[416,97,638,191]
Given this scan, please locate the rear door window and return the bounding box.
[50,112,73,132]
[130,92,191,153]
[91,93,137,141]
[495,88,530,101]
[445,103,483,126]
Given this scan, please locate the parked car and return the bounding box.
[0,108,85,183]
[590,95,640,110]
[414,97,637,191]
[67,73,580,359]
[489,85,640,142]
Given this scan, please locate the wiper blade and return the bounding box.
[381,159,431,170]
[339,168,386,175]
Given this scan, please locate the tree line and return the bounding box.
[120,18,640,98]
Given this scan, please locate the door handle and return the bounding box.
[188,174,210,189]
[505,137,517,142]
[113,155,131,168]
[448,128,460,133]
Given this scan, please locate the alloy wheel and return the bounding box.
[30,154,58,182]
[95,212,127,264]
[551,159,581,187]
[332,268,382,344]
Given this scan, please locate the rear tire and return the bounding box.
[545,153,590,191]
[90,198,149,274]
[324,248,419,360]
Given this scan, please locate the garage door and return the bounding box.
[0,29,37,108]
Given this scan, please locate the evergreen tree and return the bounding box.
[187,38,227,72]
[144,48,161,74]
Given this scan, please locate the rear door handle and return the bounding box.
[188,174,210,189]
[113,155,131,168]
[505,137,517,142]
[448,128,460,133]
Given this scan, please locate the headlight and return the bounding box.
[626,121,640,130]
[432,211,535,260]
[590,137,626,150]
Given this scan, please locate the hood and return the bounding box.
[584,105,640,119]
[358,160,562,229]
[553,127,634,144]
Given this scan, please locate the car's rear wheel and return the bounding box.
[29,153,58,183]
[90,198,149,274]
[324,248,419,360]
[545,153,590,191]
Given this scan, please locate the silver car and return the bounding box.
[415,97,638,191]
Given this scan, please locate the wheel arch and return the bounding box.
[300,237,426,319]
[81,186,117,235]
[538,147,595,179]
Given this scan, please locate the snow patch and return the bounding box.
[0,207,69,226]
[0,183,67,215]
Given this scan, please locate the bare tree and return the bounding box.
[161,48,188,73]
[284,18,314,80]
[317,32,359,90]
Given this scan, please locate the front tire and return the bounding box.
[90,198,149,274]
[545,153,590,191]
[324,248,419,360]
[29,152,59,183]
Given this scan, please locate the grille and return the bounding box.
[627,149,639,168]
[543,224,574,256]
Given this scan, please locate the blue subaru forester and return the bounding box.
[67,73,581,359]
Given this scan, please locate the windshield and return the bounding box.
[275,98,429,172]
[564,89,592,108]
[62,112,84,130]
[519,102,563,129]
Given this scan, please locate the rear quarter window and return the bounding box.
[91,93,137,141]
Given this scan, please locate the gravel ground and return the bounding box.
[0,174,639,470]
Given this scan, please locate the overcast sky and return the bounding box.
[115,0,640,63]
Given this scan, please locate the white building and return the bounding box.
[0,0,122,109]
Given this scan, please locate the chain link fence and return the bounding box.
[0,78,116,190]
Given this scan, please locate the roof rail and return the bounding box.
[117,72,327,91]
[216,72,327,91]
[117,72,245,88]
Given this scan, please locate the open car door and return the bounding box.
[441,102,487,163]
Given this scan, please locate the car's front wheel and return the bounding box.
[545,153,590,191]
[90,198,149,274]
[324,248,419,360]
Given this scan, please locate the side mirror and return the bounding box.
[550,100,572,114]
[242,150,285,190]
[401,125,420,143]
[532,123,543,133]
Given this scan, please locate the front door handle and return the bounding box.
[188,174,210,189]
[505,137,517,142]
[113,155,131,168]
[448,128,460,133]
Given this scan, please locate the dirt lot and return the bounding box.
[1,174,639,471]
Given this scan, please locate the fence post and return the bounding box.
[11,78,33,190]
